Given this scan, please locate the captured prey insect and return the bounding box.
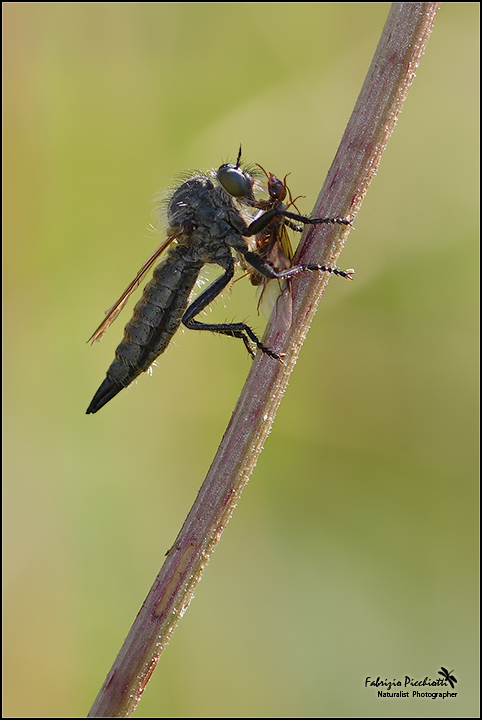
[86,151,353,414]
[243,165,307,328]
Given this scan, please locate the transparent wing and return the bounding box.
[88,230,182,344]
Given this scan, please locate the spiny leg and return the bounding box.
[242,250,355,282]
[183,316,283,360]
[242,208,353,278]
[278,210,352,228]
[297,264,355,280]
[181,260,283,360]
[243,207,352,238]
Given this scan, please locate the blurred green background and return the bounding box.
[3,3,478,717]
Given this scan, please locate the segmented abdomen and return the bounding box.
[86,244,202,413]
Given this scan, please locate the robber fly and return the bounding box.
[86,150,353,414]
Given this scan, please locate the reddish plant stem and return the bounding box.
[88,3,441,716]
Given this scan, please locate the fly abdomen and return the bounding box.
[86,245,202,414]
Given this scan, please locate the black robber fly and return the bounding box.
[86,150,353,414]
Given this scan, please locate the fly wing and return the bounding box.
[268,223,294,267]
[88,230,182,344]
[257,224,294,329]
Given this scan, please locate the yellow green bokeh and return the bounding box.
[4,3,478,717]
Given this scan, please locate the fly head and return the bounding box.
[216,162,255,204]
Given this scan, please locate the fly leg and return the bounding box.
[242,250,355,282]
[243,207,352,237]
[272,209,352,228]
[241,208,353,278]
[182,260,282,360]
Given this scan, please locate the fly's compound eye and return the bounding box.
[217,164,253,199]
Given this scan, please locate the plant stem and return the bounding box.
[88,3,441,716]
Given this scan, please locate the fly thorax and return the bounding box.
[167,174,214,229]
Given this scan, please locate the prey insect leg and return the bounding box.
[181,258,282,360]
